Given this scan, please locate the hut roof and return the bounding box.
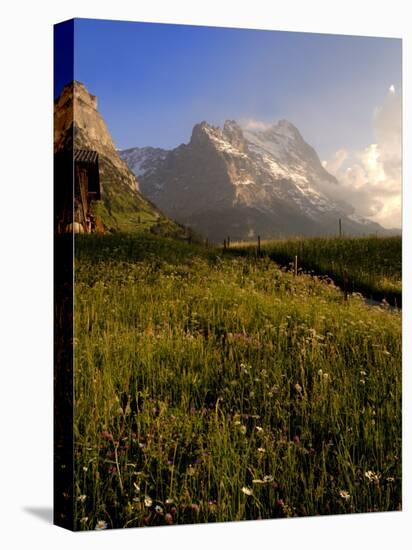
[74,149,99,163]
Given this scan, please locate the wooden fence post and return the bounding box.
[339,218,342,238]
[257,235,261,257]
[227,236,230,248]
[223,238,227,250]
[294,255,298,277]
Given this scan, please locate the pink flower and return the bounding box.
[165,513,173,525]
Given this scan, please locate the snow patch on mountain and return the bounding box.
[120,117,387,240]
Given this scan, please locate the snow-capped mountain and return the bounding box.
[119,147,168,181]
[120,119,385,241]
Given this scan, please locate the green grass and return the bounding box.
[231,236,401,305]
[73,233,401,530]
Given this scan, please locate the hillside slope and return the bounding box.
[54,81,184,236]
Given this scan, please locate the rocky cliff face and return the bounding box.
[121,119,384,241]
[54,81,183,235]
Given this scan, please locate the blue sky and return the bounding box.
[68,18,401,161]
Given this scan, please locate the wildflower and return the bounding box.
[144,496,153,507]
[365,470,381,483]
[77,494,87,503]
[95,520,108,530]
[263,475,274,483]
[386,477,395,483]
[165,513,173,525]
[360,370,367,376]
[318,369,323,376]
[80,517,88,524]
[239,425,247,435]
[165,498,174,505]
[257,447,266,454]
[242,486,253,496]
[208,500,217,512]
[360,379,366,385]
[155,505,163,515]
[294,383,303,394]
[82,466,88,472]
[339,490,351,501]
[133,482,140,493]
[256,426,264,433]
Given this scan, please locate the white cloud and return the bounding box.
[241,118,273,131]
[322,89,401,229]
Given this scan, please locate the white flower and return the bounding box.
[77,494,87,503]
[144,496,153,507]
[242,486,253,496]
[365,470,381,483]
[155,505,163,514]
[339,490,351,501]
[257,447,266,454]
[133,482,140,493]
[95,520,108,530]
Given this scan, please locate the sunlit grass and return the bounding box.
[231,236,401,305]
[73,233,401,530]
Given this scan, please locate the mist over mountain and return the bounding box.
[120,119,387,241]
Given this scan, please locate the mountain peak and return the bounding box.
[54,80,139,190]
[125,114,385,240]
[190,121,215,143]
[223,120,246,150]
[274,119,302,140]
[56,80,98,111]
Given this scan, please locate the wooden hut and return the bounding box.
[55,148,101,234]
[74,149,100,233]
